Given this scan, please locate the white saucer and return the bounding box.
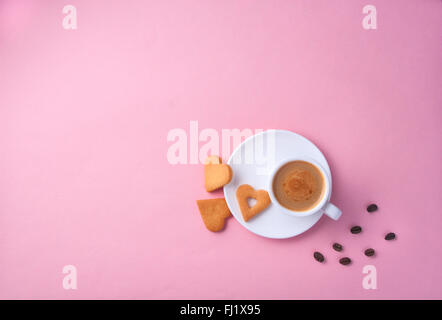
[223,130,332,239]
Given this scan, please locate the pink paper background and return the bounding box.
[1,0,441,299]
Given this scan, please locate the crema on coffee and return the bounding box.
[272,160,325,211]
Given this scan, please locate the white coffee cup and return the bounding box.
[268,156,341,220]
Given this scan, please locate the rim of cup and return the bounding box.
[268,156,331,217]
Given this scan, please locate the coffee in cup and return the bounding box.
[272,160,325,212]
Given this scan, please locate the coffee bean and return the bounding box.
[314,251,325,263]
[385,232,396,240]
[350,226,362,234]
[364,248,375,257]
[332,243,343,252]
[339,257,352,265]
[367,204,378,212]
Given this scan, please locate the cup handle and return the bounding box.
[323,202,342,220]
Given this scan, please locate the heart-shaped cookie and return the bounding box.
[196,198,232,232]
[236,184,271,222]
[203,155,222,165]
[204,156,233,192]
